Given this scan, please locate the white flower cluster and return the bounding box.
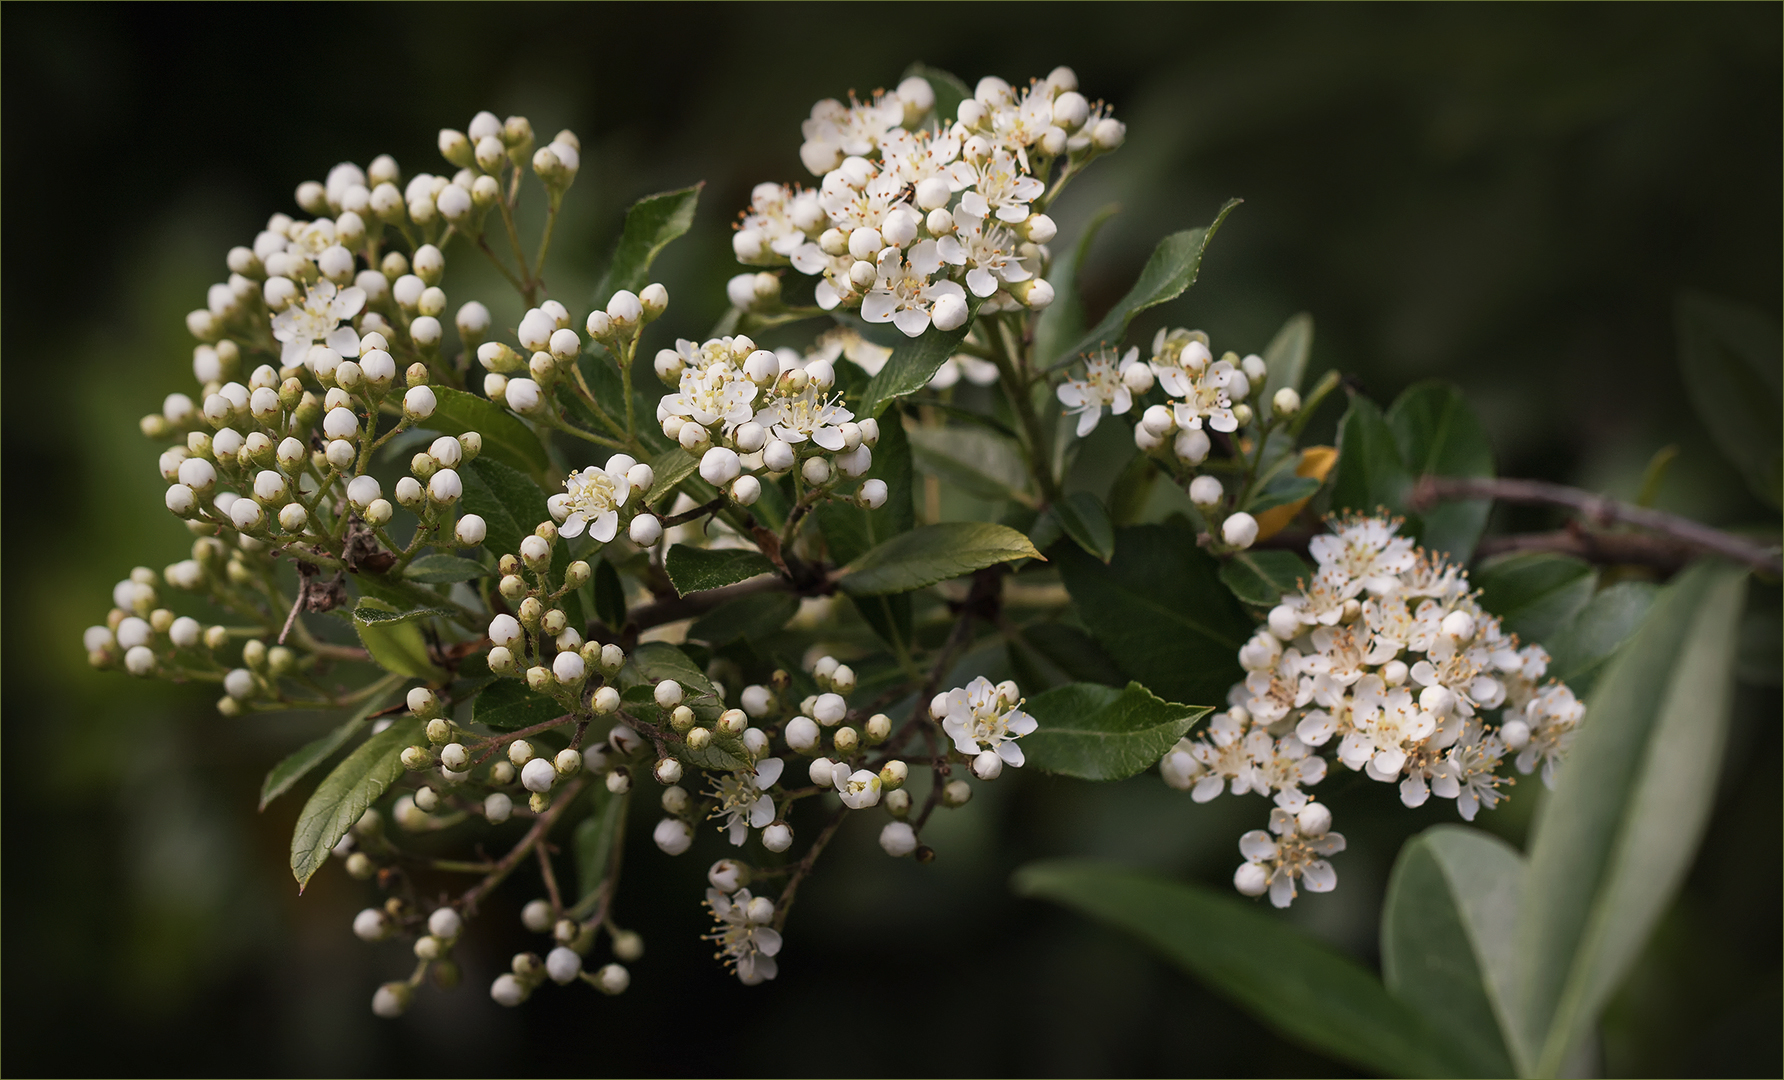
[732,67,1126,334]
[1160,514,1586,907]
[929,675,1038,781]
[652,335,888,510]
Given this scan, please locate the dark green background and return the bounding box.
[4,4,1777,1075]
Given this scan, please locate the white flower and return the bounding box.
[1337,676,1436,779]
[1309,515,1418,593]
[703,887,782,985]
[707,757,783,845]
[754,384,853,451]
[272,280,364,367]
[861,241,968,338]
[1057,348,1139,436]
[937,209,1031,298]
[1235,807,1346,908]
[939,676,1037,767]
[800,93,904,175]
[948,147,1045,223]
[549,464,629,542]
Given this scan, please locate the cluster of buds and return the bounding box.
[433,110,582,226]
[1159,514,1585,908]
[490,901,636,1007]
[732,67,1123,332]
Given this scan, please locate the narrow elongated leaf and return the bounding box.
[665,545,776,597]
[573,785,628,907]
[425,386,550,478]
[817,410,914,650]
[352,598,444,679]
[1519,560,1748,1076]
[1260,312,1314,421]
[1543,581,1658,697]
[291,717,424,890]
[1472,553,1597,644]
[1014,861,1472,1078]
[1057,521,1250,706]
[1675,293,1782,508]
[1034,202,1120,367]
[260,675,402,809]
[1329,395,1414,522]
[908,424,1031,503]
[402,553,490,584]
[1387,381,1496,563]
[1220,549,1311,608]
[594,184,703,301]
[859,296,986,417]
[643,446,699,505]
[837,521,1040,597]
[1053,491,1115,563]
[1382,826,1524,1076]
[1020,682,1208,780]
[1058,200,1240,367]
[474,679,568,732]
[689,591,799,647]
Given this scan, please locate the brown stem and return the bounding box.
[536,843,565,916]
[459,776,585,913]
[469,712,576,767]
[659,496,727,528]
[1473,528,1701,573]
[770,805,847,932]
[1411,476,1781,576]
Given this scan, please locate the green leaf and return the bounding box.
[352,598,444,679]
[664,545,776,597]
[1053,491,1115,563]
[818,412,915,650]
[425,386,550,479]
[593,558,626,630]
[594,184,703,301]
[1472,553,1597,644]
[1219,549,1311,608]
[1381,826,1525,1076]
[837,521,1040,597]
[908,424,1031,503]
[290,717,424,891]
[1543,581,1659,697]
[1260,312,1314,421]
[643,446,699,506]
[1057,199,1240,367]
[1018,622,1128,687]
[620,642,719,708]
[1056,521,1250,706]
[1387,381,1496,564]
[402,554,491,584]
[1519,560,1748,1076]
[1020,681,1208,780]
[1244,473,1320,514]
[473,679,567,732]
[460,456,551,563]
[859,296,986,417]
[259,675,402,810]
[1013,861,1471,1078]
[1330,395,1414,522]
[689,591,800,647]
[573,784,628,907]
[902,62,970,129]
[1675,293,1782,508]
[1034,202,1120,367]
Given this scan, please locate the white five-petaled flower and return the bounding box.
[939,676,1037,767]
[548,464,630,542]
[1236,806,1346,909]
[754,385,853,451]
[703,887,783,985]
[861,241,968,338]
[1309,515,1418,594]
[948,147,1045,223]
[799,92,905,175]
[661,360,759,433]
[1057,347,1140,436]
[1337,676,1437,780]
[1157,357,1240,434]
[938,209,1032,298]
[707,757,784,846]
[273,280,365,366]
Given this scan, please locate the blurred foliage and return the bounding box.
[3,4,1777,1075]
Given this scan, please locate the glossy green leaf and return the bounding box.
[1329,395,1414,521]
[1245,474,1321,514]
[1387,381,1497,563]
[1020,681,1208,780]
[859,296,986,417]
[1675,293,1782,508]
[1013,861,1471,1078]
[1519,560,1748,1076]
[593,558,626,630]
[1543,581,1658,697]
[1034,202,1120,367]
[902,62,971,130]
[1219,549,1311,608]
[817,410,915,650]
[1472,553,1597,644]
[402,553,491,584]
[644,446,699,506]
[1382,826,1525,1076]
[594,184,703,301]
[689,590,799,647]
[460,456,552,564]
[620,642,720,711]
[1053,491,1116,562]
[352,598,444,679]
[664,545,776,597]
[1017,622,1128,687]
[290,717,423,891]
[908,424,1031,503]
[1056,521,1250,706]
[1260,312,1314,421]
[837,521,1041,597]
[473,678,568,732]
[259,675,403,810]
[573,784,628,909]
[425,386,550,478]
[1057,199,1240,368]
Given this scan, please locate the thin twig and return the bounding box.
[459,776,585,913]
[1411,476,1781,576]
[536,843,565,916]
[770,805,847,932]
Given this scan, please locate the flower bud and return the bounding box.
[653,817,693,855]
[942,779,973,807]
[371,982,412,1019]
[1221,512,1259,549]
[1272,387,1301,417]
[1189,476,1224,507]
[1234,862,1269,897]
[762,822,793,852]
[629,514,663,546]
[1175,427,1211,465]
[879,821,918,857]
[972,750,1004,781]
[546,946,583,985]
